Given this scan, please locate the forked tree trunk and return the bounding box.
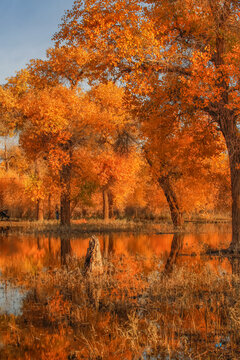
[102,188,109,221]
[158,176,183,227]
[145,153,183,228]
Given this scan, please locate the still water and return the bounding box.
[0,223,238,359]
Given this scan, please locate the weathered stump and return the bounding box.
[84,236,103,276]
[84,236,103,308]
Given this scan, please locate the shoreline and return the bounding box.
[0,217,232,236]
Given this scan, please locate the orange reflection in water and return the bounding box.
[0,224,237,360]
[0,224,233,278]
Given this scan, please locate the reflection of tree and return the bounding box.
[230,256,240,276]
[36,236,41,250]
[164,233,184,274]
[60,235,72,265]
[103,233,115,258]
[48,234,52,254]
[0,233,8,245]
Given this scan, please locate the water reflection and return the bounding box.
[103,233,115,258]
[0,224,238,359]
[230,256,240,275]
[164,233,184,273]
[0,225,233,275]
[60,235,72,265]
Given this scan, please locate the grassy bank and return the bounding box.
[0,218,157,235]
[0,214,232,236]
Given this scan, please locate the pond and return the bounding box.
[0,223,239,359]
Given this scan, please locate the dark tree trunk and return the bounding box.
[145,152,183,228]
[60,176,71,226]
[36,199,44,221]
[60,145,72,226]
[34,159,43,221]
[224,130,240,252]
[108,190,114,218]
[209,27,240,251]
[207,106,240,252]
[0,191,4,209]
[158,176,183,227]
[4,142,8,172]
[102,188,109,221]
[47,194,53,220]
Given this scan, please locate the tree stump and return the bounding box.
[84,236,103,276]
[84,236,103,308]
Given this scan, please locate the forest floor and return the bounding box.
[0,214,231,235]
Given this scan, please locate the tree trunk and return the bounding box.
[209,28,240,251]
[224,131,240,252]
[0,191,4,209]
[108,190,114,218]
[205,109,240,251]
[4,141,8,172]
[36,199,44,221]
[158,176,183,227]
[60,171,71,226]
[145,152,183,227]
[102,188,109,221]
[208,106,240,251]
[229,160,240,251]
[60,145,71,226]
[47,194,53,220]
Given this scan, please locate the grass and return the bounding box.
[0,213,232,236]
[0,218,174,237]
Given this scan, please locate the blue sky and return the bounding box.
[0,0,74,84]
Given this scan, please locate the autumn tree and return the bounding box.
[86,82,142,220]
[23,49,138,225]
[137,77,225,226]
[0,85,19,173]
[17,83,98,225]
[54,0,240,248]
[143,0,240,249]
[51,0,217,227]
[9,55,139,225]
